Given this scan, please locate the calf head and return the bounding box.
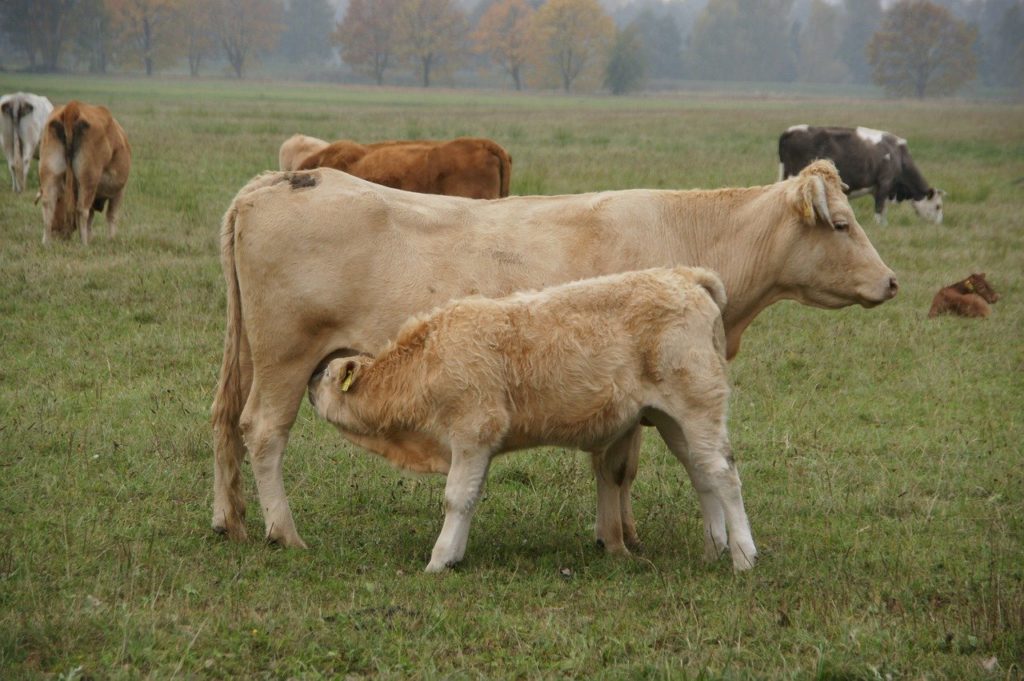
[957,273,999,303]
[307,356,373,430]
[780,160,899,309]
[911,188,945,224]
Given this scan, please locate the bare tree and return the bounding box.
[868,0,977,97]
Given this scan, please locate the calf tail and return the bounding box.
[691,267,728,313]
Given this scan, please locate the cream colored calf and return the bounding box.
[307,267,757,572]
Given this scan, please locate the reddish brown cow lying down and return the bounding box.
[308,267,756,572]
[928,273,1000,319]
[296,136,512,199]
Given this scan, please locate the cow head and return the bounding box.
[911,188,944,224]
[780,160,898,309]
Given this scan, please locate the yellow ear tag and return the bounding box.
[964,279,974,292]
[340,369,354,392]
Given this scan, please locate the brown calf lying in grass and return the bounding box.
[928,273,1000,319]
[308,266,757,573]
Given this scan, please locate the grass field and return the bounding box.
[1,74,1022,679]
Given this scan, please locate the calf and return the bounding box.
[1,92,53,193]
[928,273,1000,319]
[307,267,757,573]
[779,124,944,225]
[38,101,131,244]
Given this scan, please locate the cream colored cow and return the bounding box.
[278,133,329,171]
[211,161,898,551]
[309,267,757,572]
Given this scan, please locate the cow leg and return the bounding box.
[650,410,756,571]
[40,180,60,244]
[592,425,642,554]
[238,361,310,548]
[106,188,126,238]
[426,442,493,573]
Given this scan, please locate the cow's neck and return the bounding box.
[664,188,790,360]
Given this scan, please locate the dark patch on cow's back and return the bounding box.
[288,172,318,190]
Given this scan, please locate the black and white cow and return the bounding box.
[778,124,944,225]
[0,92,53,194]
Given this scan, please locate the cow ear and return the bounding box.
[796,174,834,228]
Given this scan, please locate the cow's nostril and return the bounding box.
[888,277,899,296]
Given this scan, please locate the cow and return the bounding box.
[928,273,1000,319]
[307,267,757,572]
[38,101,131,245]
[296,136,512,199]
[278,133,329,171]
[1,92,53,193]
[210,160,898,553]
[778,124,944,225]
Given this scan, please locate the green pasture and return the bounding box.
[1,75,1022,679]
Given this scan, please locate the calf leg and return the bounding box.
[426,442,492,573]
[591,425,642,554]
[651,411,756,571]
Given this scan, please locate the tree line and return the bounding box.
[2,0,1021,96]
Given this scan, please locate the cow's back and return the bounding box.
[231,169,681,358]
[779,126,884,190]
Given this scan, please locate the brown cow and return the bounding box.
[38,101,131,244]
[309,267,757,572]
[278,133,329,172]
[296,136,512,199]
[210,160,897,551]
[928,273,999,318]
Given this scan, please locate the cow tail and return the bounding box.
[487,140,512,198]
[210,195,249,538]
[59,117,78,231]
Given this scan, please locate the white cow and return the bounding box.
[1,92,53,193]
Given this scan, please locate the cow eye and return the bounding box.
[834,221,849,232]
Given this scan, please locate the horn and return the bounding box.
[812,176,833,227]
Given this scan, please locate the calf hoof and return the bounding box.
[730,543,757,571]
[212,514,248,542]
[596,539,632,557]
[424,559,458,574]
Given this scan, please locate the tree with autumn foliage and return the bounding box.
[107,0,182,75]
[868,0,977,98]
[395,0,468,88]
[211,0,283,78]
[528,0,615,93]
[472,0,534,91]
[334,0,401,85]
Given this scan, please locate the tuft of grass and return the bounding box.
[1,73,1022,678]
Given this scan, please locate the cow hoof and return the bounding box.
[424,560,449,574]
[265,531,307,549]
[625,538,645,555]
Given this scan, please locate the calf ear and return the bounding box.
[339,360,361,392]
[796,174,834,228]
